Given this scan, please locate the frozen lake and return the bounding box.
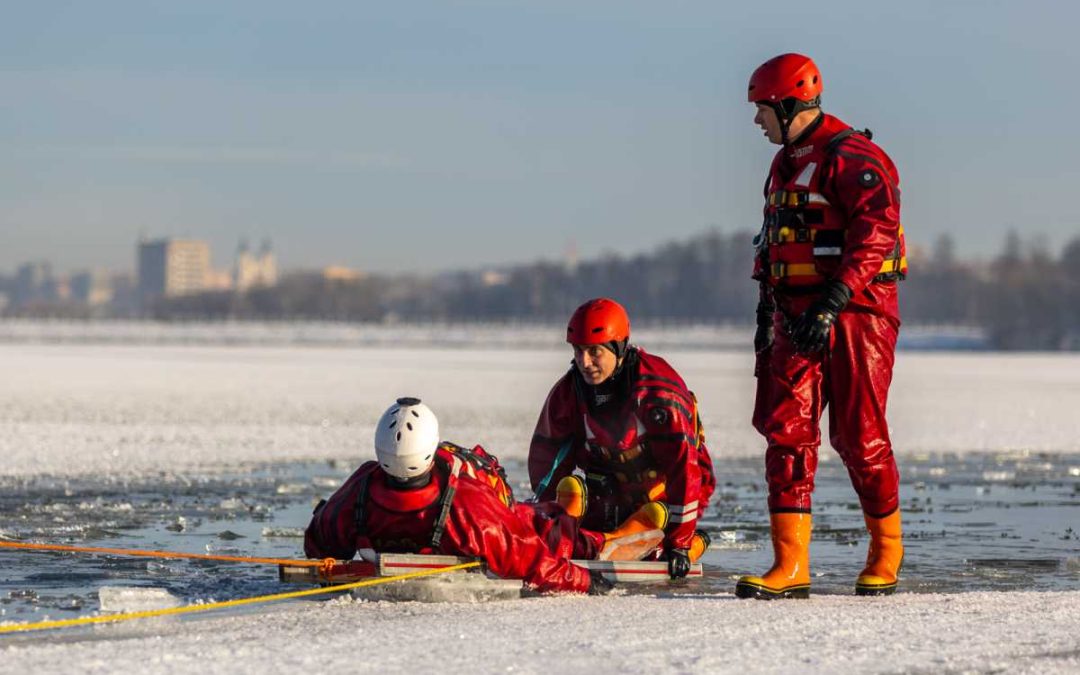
[1,337,1079,673]
[0,453,1076,620]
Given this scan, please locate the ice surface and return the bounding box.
[3,591,1079,674]
[97,586,181,613]
[260,527,305,538]
[351,574,524,603]
[1,336,1079,673]
[1,342,1078,479]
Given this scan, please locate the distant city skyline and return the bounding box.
[3,1,1078,274]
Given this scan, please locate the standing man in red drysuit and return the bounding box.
[736,53,906,599]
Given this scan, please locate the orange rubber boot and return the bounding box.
[598,502,669,561]
[555,475,587,520]
[734,513,811,599]
[856,510,903,596]
[689,530,711,563]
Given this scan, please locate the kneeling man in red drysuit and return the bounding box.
[529,298,717,580]
[305,397,617,594]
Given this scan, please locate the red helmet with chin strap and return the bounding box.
[566,298,630,353]
[747,53,822,106]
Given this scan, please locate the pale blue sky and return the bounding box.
[2,1,1078,274]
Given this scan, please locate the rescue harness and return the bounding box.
[352,452,464,550]
[347,441,516,552]
[757,127,907,291]
[574,357,708,513]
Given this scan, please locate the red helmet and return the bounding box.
[747,53,822,104]
[566,297,630,347]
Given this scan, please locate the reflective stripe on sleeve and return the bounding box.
[667,501,698,524]
[669,510,698,525]
[668,501,698,515]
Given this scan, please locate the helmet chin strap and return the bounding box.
[769,97,822,146]
[777,106,794,146]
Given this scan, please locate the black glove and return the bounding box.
[587,570,616,596]
[754,299,775,355]
[666,548,691,580]
[788,280,853,354]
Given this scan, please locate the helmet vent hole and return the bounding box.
[813,75,818,83]
[591,327,603,333]
[408,466,418,470]
[388,421,396,429]
[396,431,402,441]
[796,79,804,88]
[411,410,419,418]
[390,408,399,415]
[424,454,432,460]
[406,422,413,431]
[382,463,389,468]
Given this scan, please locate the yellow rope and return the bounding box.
[0,561,481,635]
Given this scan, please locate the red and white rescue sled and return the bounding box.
[279,552,703,586]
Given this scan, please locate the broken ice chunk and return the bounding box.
[98,586,181,613]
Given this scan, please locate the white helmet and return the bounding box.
[374,397,440,480]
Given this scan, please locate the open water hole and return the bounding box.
[0,453,1077,627]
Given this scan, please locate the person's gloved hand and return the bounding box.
[754,299,775,355]
[588,570,616,596]
[789,280,853,354]
[666,548,691,580]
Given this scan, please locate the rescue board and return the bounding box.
[279,553,703,586]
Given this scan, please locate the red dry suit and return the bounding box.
[447,444,604,558]
[529,347,716,551]
[304,442,592,594]
[752,112,904,517]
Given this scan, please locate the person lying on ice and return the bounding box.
[528,298,717,579]
[304,398,666,594]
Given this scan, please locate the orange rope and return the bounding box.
[0,561,482,635]
[0,540,332,570]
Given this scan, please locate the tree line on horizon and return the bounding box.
[4,229,1079,350]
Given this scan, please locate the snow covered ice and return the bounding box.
[1,328,1079,673]
[4,591,1079,674]
[2,340,1078,479]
